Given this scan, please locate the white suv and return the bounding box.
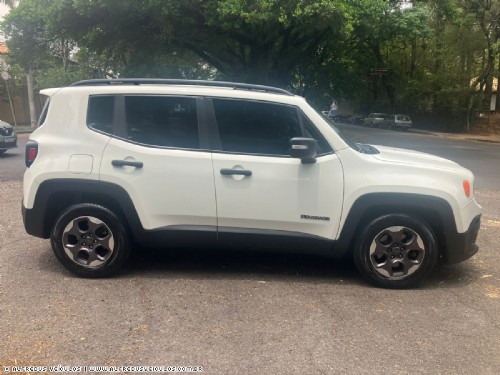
[22,79,482,288]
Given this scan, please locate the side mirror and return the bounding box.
[289,137,318,164]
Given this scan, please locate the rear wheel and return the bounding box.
[353,214,438,288]
[0,150,6,155]
[51,203,131,278]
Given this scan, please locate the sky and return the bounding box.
[0,1,11,42]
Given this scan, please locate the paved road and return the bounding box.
[1,130,499,374]
[0,133,27,182]
[335,123,500,190]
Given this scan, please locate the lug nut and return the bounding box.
[94,240,98,243]
[82,242,86,246]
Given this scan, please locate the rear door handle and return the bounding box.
[220,168,252,177]
[112,159,144,168]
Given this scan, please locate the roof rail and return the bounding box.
[70,78,293,96]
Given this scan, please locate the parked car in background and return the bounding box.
[364,113,387,127]
[0,120,17,155]
[347,114,365,125]
[331,114,350,123]
[384,114,413,130]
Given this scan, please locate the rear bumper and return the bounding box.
[22,201,48,238]
[442,215,481,265]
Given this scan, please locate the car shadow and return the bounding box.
[36,244,483,290]
[124,246,363,285]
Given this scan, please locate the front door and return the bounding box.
[209,98,344,241]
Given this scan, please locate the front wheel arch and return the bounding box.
[335,193,455,262]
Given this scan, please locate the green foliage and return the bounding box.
[1,0,499,130]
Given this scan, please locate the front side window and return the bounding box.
[301,114,333,154]
[125,96,199,149]
[213,99,302,155]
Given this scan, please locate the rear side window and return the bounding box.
[125,96,199,149]
[213,99,302,155]
[87,96,115,134]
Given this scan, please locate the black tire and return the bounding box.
[51,203,131,278]
[0,150,6,155]
[353,214,438,289]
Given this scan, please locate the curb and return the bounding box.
[408,129,500,144]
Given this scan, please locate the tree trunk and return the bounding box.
[410,37,417,79]
[26,68,37,128]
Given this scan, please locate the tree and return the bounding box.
[2,0,55,126]
[4,0,348,88]
[2,0,499,131]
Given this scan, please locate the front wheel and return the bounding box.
[51,203,131,278]
[353,214,438,288]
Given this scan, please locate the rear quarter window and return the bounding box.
[38,97,50,127]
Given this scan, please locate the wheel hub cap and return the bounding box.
[62,216,115,268]
[369,226,425,279]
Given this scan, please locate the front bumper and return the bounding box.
[442,215,481,265]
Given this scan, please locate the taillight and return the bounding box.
[25,141,38,167]
[463,180,471,198]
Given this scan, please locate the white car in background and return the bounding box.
[364,113,387,127]
[384,114,413,130]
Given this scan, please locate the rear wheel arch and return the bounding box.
[33,179,141,239]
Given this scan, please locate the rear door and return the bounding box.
[96,95,217,233]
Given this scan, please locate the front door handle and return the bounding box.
[220,168,252,177]
[112,159,144,168]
